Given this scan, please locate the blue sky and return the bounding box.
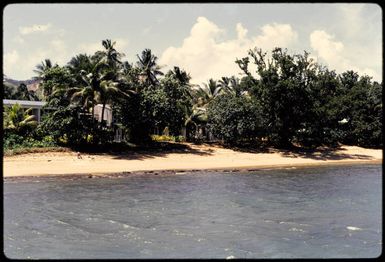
[3,3,382,84]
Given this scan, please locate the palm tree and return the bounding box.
[33,59,56,80]
[3,103,38,134]
[182,102,208,139]
[69,60,132,130]
[136,48,164,86]
[67,54,98,112]
[194,79,223,107]
[70,71,98,114]
[118,61,142,94]
[170,66,191,85]
[67,54,94,79]
[34,59,63,98]
[98,79,133,128]
[186,79,228,140]
[218,76,245,97]
[101,39,124,67]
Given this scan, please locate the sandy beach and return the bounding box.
[3,143,382,178]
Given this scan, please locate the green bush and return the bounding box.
[174,135,186,142]
[4,133,58,151]
[3,133,25,150]
[151,134,186,142]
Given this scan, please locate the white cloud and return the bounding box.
[4,49,47,80]
[160,17,298,84]
[4,39,68,79]
[19,23,52,35]
[3,50,20,77]
[310,29,380,80]
[253,23,298,50]
[310,30,346,67]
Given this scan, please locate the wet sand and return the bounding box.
[3,143,382,178]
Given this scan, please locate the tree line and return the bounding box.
[3,39,382,149]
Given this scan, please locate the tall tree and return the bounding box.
[236,47,317,148]
[136,48,164,86]
[194,79,224,107]
[33,59,56,80]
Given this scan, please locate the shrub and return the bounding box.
[3,132,58,151]
[151,134,186,142]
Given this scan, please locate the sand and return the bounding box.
[3,143,382,178]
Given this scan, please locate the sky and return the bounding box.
[3,3,382,84]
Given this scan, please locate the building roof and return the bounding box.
[3,99,46,109]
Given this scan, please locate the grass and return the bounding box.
[4,146,71,156]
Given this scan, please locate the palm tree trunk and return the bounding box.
[90,104,96,143]
[101,101,106,129]
[91,105,95,121]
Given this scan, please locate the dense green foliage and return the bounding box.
[207,94,264,145]
[4,133,57,151]
[3,41,382,151]
[233,48,382,148]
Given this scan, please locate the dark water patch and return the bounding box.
[4,165,382,259]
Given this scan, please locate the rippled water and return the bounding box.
[4,164,382,259]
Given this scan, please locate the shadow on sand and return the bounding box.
[192,143,376,161]
[75,141,375,162]
[75,141,214,161]
[277,146,375,161]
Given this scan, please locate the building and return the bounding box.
[3,99,123,142]
[3,99,46,123]
[93,104,113,127]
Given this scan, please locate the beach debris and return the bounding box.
[47,159,51,162]
[77,152,82,159]
[347,226,362,231]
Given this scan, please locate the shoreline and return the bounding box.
[3,143,382,179]
[3,159,382,181]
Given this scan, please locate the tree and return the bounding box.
[218,76,245,97]
[236,47,317,148]
[207,93,264,145]
[300,67,342,147]
[3,103,37,136]
[100,39,124,68]
[37,66,73,99]
[68,41,131,133]
[195,79,224,107]
[12,83,39,101]
[67,54,94,84]
[4,82,17,99]
[136,48,164,86]
[34,59,56,80]
[339,74,383,147]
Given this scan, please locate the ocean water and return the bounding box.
[3,164,382,259]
